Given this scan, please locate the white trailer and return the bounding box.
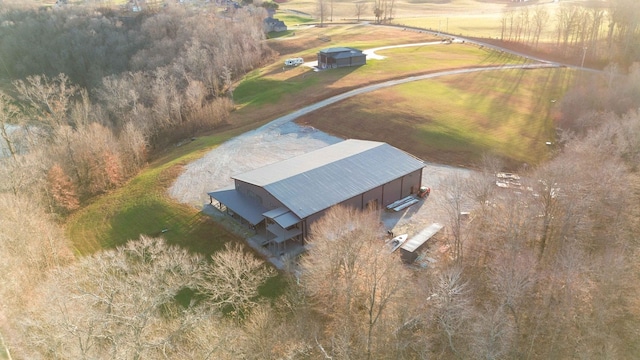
[284,57,304,66]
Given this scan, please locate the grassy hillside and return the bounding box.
[298,67,573,168]
[65,132,245,256]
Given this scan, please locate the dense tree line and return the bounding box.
[0,4,273,212]
[0,6,142,89]
[499,1,640,66]
[0,5,271,91]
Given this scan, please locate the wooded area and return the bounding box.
[499,0,640,66]
[0,4,272,211]
[1,2,640,359]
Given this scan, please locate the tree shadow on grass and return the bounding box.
[106,202,238,256]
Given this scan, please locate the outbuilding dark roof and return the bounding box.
[233,139,424,219]
[318,47,364,58]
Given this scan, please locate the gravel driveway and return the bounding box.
[169,119,473,236]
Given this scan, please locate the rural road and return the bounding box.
[363,40,465,60]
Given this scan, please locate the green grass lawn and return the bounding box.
[233,39,569,170]
[297,67,574,168]
[66,132,245,256]
[234,42,526,119]
[275,13,315,25]
[392,15,504,39]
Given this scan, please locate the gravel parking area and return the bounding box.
[169,121,473,237]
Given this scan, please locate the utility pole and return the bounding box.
[581,46,587,68]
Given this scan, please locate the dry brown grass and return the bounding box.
[268,23,440,58]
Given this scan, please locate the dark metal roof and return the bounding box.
[207,187,267,225]
[318,47,365,58]
[263,207,302,228]
[233,140,425,219]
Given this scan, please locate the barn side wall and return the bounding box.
[401,169,423,198]
[350,55,366,66]
[382,178,403,206]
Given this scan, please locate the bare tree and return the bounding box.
[0,91,21,160]
[532,6,549,48]
[316,0,328,27]
[428,265,474,358]
[20,236,205,359]
[439,173,471,263]
[471,305,515,359]
[354,1,368,22]
[197,242,276,316]
[373,0,384,24]
[0,193,73,358]
[488,242,537,337]
[387,0,396,21]
[13,74,79,131]
[47,163,80,212]
[300,206,409,359]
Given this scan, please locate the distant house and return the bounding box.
[317,47,366,69]
[208,140,425,250]
[264,17,287,33]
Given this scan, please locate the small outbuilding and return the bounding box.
[264,17,287,33]
[317,47,366,69]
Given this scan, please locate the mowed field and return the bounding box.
[237,23,573,168]
[297,67,572,168]
[232,24,528,124]
[278,0,610,42]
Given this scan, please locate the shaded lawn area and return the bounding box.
[65,129,290,297]
[297,67,574,169]
[65,129,288,299]
[65,132,245,257]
